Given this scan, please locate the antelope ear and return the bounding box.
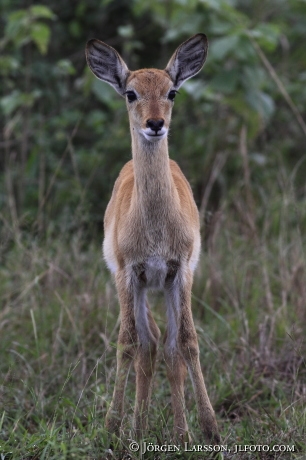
[165,33,208,89]
[86,39,129,96]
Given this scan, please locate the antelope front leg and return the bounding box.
[178,273,220,444]
[133,286,160,437]
[134,307,160,437]
[164,287,188,440]
[105,273,138,436]
[164,344,188,440]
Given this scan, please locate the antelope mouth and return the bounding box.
[141,128,168,142]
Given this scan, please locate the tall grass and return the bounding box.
[0,158,305,459]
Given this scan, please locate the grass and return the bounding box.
[0,173,306,459]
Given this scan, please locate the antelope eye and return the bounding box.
[168,90,177,101]
[125,91,137,103]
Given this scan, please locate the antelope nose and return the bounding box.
[146,118,164,134]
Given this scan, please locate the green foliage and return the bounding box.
[2,5,55,54]
[0,0,306,234]
[1,2,306,456]
[0,189,305,458]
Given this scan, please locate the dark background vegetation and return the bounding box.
[0,0,305,458]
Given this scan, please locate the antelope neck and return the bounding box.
[131,134,175,213]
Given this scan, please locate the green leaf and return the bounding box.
[69,20,81,38]
[30,22,51,55]
[5,9,29,45]
[210,69,239,94]
[4,5,55,51]
[210,35,240,60]
[0,90,42,115]
[249,23,281,52]
[7,9,28,23]
[199,0,222,11]
[0,56,19,75]
[0,90,23,115]
[246,90,275,121]
[56,59,76,76]
[92,79,120,109]
[117,25,134,38]
[29,5,56,20]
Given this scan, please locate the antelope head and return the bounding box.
[86,34,208,143]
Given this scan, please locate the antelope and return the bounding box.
[86,33,220,444]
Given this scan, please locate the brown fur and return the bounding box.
[86,34,220,443]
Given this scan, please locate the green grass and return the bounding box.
[1,185,306,459]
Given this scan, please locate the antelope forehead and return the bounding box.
[127,69,172,95]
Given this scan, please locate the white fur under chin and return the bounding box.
[141,129,168,142]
